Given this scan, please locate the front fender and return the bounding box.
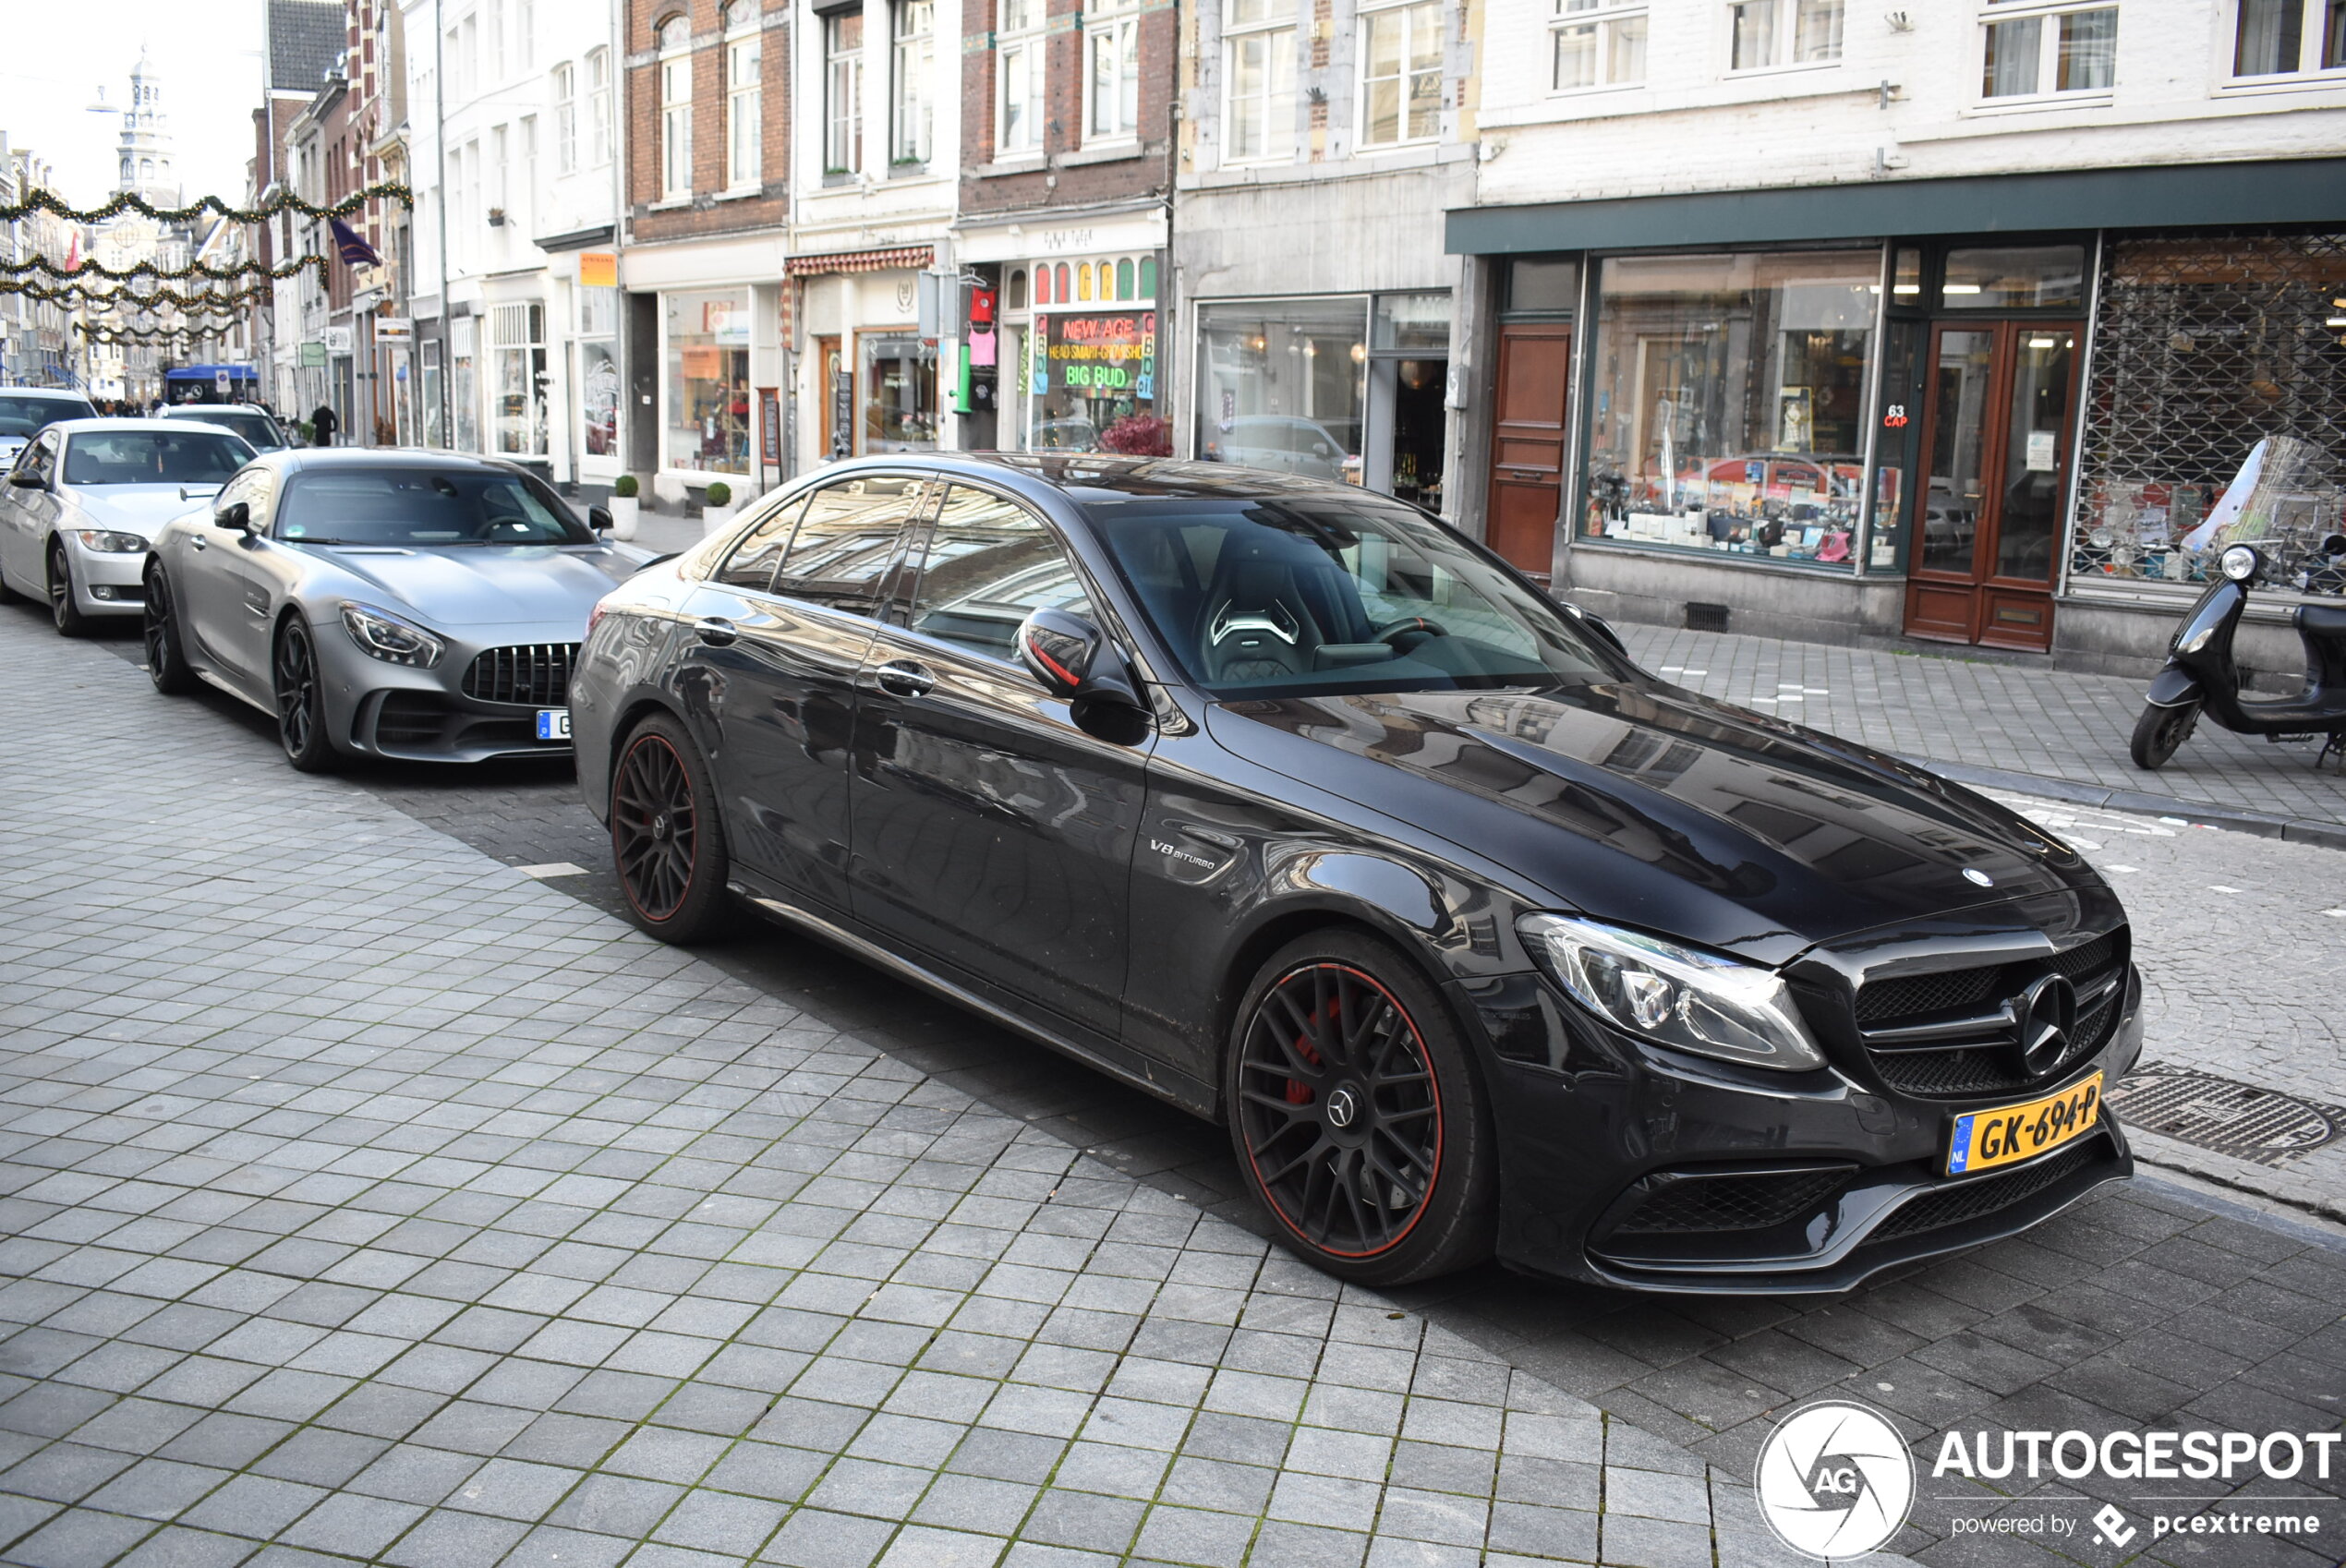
[2146,666,2202,708]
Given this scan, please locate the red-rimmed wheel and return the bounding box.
[1227,932,1494,1285]
[611,714,731,943]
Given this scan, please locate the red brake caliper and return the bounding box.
[1283,993,1332,1105]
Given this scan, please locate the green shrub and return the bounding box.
[704,480,732,507]
[611,474,639,498]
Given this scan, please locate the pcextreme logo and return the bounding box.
[1753,1400,1916,1560]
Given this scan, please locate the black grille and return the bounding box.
[376,691,452,747]
[2048,933,2119,983]
[462,643,578,706]
[1873,1049,2032,1098]
[1872,1143,2101,1242]
[1854,966,2002,1025]
[1609,1168,1851,1237]
[1851,930,2129,1100]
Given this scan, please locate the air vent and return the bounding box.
[1686,601,1729,633]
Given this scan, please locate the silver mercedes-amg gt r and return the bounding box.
[141,448,660,770]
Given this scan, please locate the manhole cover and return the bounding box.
[2106,1066,2342,1167]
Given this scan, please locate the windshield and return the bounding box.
[169,410,283,450]
[276,467,593,546]
[0,394,96,437]
[61,429,249,486]
[1084,492,1622,696]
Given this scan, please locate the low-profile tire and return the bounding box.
[143,564,198,694]
[47,542,91,637]
[1225,929,1496,1285]
[610,713,732,944]
[272,618,339,773]
[2129,699,2199,770]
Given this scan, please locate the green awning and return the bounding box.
[1446,158,2346,256]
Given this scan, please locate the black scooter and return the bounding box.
[2130,534,2346,770]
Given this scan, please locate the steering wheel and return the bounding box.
[1374,617,1447,649]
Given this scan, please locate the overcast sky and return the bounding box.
[0,0,268,211]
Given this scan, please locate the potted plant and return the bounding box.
[701,479,736,537]
[609,474,640,540]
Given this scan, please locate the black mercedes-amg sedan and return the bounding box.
[570,455,2139,1292]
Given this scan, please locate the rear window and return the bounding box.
[276,468,592,546]
[61,430,249,486]
[0,394,95,438]
[167,410,283,449]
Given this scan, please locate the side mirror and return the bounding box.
[7,471,43,489]
[588,504,614,534]
[1016,607,1143,710]
[215,500,252,532]
[1561,599,1628,657]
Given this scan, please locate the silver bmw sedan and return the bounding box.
[141,448,659,771]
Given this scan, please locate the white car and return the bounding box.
[0,388,100,467]
[158,403,288,454]
[0,418,253,634]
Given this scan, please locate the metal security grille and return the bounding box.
[2071,231,2346,595]
[461,644,577,706]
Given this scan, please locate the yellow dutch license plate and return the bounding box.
[1945,1073,2103,1176]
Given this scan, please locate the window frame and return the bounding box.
[826,11,865,175]
[996,0,1046,157]
[587,48,613,165]
[658,16,694,200]
[2227,0,2346,79]
[552,61,577,175]
[725,3,764,190]
[1549,0,1649,95]
[1977,1,2119,102]
[1082,0,1143,147]
[900,483,1101,666]
[891,0,936,167]
[1222,0,1297,164]
[1725,0,1845,73]
[1356,0,1445,150]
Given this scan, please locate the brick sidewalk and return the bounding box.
[1612,623,2346,832]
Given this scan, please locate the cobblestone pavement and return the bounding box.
[14,605,2345,1567]
[1612,624,2346,834]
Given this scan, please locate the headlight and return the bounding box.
[71,530,147,554]
[339,602,445,667]
[1518,913,1828,1072]
[2219,544,2260,582]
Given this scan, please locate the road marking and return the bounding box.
[516,862,590,879]
[2104,865,2139,874]
[2208,885,2243,894]
[2323,909,2346,919]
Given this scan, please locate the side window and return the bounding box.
[770,475,929,616]
[904,485,1092,659]
[222,468,276,528]
[21,434,56,486]
[716,492,810,596]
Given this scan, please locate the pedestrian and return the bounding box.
[310,404,338,448]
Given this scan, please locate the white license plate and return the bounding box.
[536,708,572,741]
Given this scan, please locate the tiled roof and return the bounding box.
[268,0,345,94]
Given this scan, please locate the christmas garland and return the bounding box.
[74,313,245,343]
[0,278,277,312]
[0,254,326,285]
[0,181,414,225]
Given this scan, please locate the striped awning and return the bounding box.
[784,244,934,278]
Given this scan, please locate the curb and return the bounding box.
[1896,754,2346,852]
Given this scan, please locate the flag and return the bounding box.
[329,216,381,267]
[64,229,81,272]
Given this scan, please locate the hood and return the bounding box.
[307,544,639,630]
[1206,682,2091,962]
[68,485,218,536]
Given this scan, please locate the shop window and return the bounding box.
[2074,230,2346,596]
[2232,0,2346,76]
[1195,298,1367,483]
[1117,259,1135,299]
[864,334,938,452]
[1009,269,1029,309]
[998,0,1045,156]
[1139,257,1158,296]
[1225,0,1297,163]
[1553,0,1647,91]
[1036,307,1165,454]
[658,16,692,199]
[1728,0,1844,70]
[826,12,864,174]
[578,286,619,459]
[1055,262,1070,299]
[891,0,934,166]
[491,302,547,458]
[1891,246,1922,299]
[1585,251,1878,566]
[725,3,762,190]
[667,290,751,474]
[1034,267,1052,305]
[1359,0,1444,147]
[1941,245,2085,309]
[1085,0,1143,144]
[1980,4,2116,98]
[1506,256,1578,313]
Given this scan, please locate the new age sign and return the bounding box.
[1040,311,1157,400]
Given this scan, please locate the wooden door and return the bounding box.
[1485,322,1573,578]
[815,335,844,459]
[1904,321,2080,651]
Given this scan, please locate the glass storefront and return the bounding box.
[491,302,548,457]
[451,315,478,453]
[1367,292,1448,511]
[667,289,750,474]
[1036,308,1166,454]
[861,333,937,452]
[1585,250,1877,566]
[578,285,619,460]
[1195,298,1368,484]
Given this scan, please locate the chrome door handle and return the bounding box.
[190,536,207,550]
[694,615,737,646]
[875,659,935,698]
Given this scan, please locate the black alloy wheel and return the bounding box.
[47,542,90,637]
[611,713,731,943]
[272,619,337,772]
[1227,931,1494,1285]
[2128,698,2200,770]
[143,565,197,694]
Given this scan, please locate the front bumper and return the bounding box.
[62,537,148,617]
[313,621,579,765]
[1454,958,2143,1295]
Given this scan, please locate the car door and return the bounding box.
[0,432,60,592]
[180,467,280,689]
[848,482,1155,1045]
[674,474,930,916]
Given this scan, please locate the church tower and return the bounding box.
[114,48,179,207]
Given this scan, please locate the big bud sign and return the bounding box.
[1039,311,1156,401]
